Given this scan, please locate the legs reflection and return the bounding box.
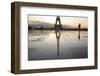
[55,30,61,56]
[78,30,80,40]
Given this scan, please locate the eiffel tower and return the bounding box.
[54,16,62,30]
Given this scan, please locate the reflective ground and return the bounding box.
[28,30,88,61]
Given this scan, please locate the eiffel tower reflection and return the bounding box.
[55,30,61,56]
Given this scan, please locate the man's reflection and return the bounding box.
[78,23,81,40]
[55,30,61,56]
[78,30,80,40]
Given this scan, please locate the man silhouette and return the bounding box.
[78,23,81,30]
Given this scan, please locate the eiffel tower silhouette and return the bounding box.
[54,16,62,30]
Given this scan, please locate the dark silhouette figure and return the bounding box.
[54,16,62,30]
[78,23,81,31]
[55,30,61,56]
[78,23,81,40]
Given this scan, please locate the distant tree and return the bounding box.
[40,26,43,30]
[28,26,32,30]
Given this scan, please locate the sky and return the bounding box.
[28,15,88,28]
